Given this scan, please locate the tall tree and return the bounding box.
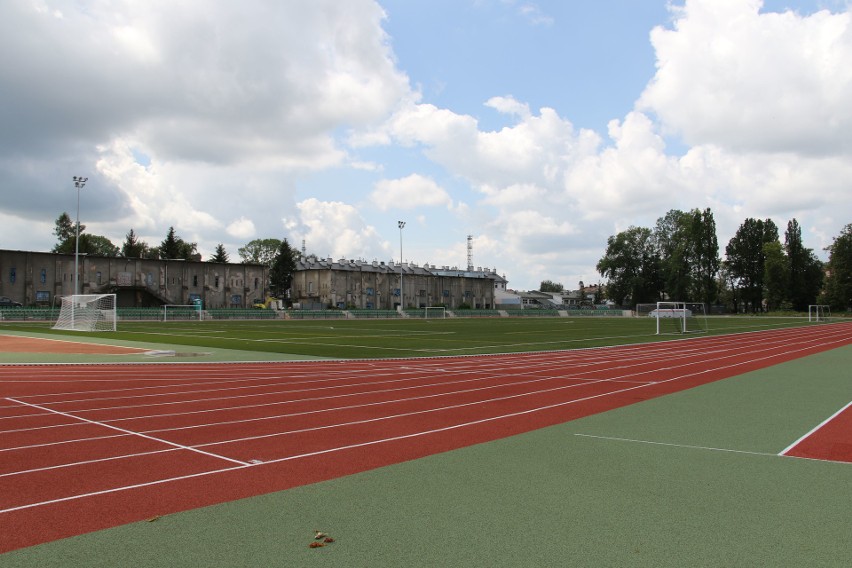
[690,208,721,306]
[209,243,230,263]
[762,241,788,311]
[654,209,692,301]
[159,227,182,259]
[121,229,149,258]
[159,227,198,260]
[652,208,720,304]
[724,218,779,312]
[238,238,282,267]
[784,219,824,311]
[822,223,852,311]
[52,212,85,253]
[596,226,662,307]
[269,239,297,298]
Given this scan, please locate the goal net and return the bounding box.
[423,306,446,319]
[638,301,707,335]
[162,304,203,321]
[53,294,117,332]
[808,305,831,322]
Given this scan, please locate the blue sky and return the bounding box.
[1,0,850,291]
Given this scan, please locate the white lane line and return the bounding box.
[779,400,852,456]
[5,398,248,466]
[573,434,777,457]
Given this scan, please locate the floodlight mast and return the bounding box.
[73,176,88,296]
[398,220,405,311]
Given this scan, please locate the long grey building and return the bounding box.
[0,249,508,310]
[292,255,507,310]
[0,249,267,309]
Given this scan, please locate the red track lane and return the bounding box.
[783,402,852,463]
[1,323,850,553]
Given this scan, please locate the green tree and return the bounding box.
[539,280,563,292]
[654,209,691,301]
[784,219,823,311]
[724,218,779,312]
[209,243,230,263]
[159,227,198,260]
[762,241,788,311]
[269,239,297,298]
[653,208,719,305]
[822,223,852,311]
[690,208,721,306]
[238,238,282,267]
[52,212,86,253]
[596,226,662,307]
[52,212,118,256]
[121,229,149,258]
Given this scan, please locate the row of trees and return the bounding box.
[51,214,299,297]
[596,208,851,312]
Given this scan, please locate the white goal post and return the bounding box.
[162,304,203,321]
[808,305,831,322]
[53,294,117,332]
[637,301,707,335]
[423,306,447,319]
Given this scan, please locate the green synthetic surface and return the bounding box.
[2,344,849,567]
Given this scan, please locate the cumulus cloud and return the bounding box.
[638,0,852,155]
[370,174,453,211]
[0,0,411,253]
[284,198,387,260]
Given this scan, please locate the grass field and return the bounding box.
[0,313,832,360]
[1,316,850,566]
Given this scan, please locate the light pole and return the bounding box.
[398,220,405,311]
[73,176,88,296]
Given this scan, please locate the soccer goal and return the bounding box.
[162,304,203,321]
[808,305,831,322]
[644,301,707,335]
[53,293,117,332]
[424,306,447,319]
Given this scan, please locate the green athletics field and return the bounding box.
[0,313,832,362]
[1,316,850,567]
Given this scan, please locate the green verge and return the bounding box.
[3,345,849,567]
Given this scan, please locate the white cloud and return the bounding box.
[285,198,387,260]
[226,217,256,240]
[638,0,852,154]
[370,174,453,211]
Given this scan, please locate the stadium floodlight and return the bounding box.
[72,176,88,296]
[398,220,405,311]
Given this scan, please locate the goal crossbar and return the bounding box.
[808,305,831,322]
[53,294,117,332]
[640,301,707,335]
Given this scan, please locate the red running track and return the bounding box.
[1,323,850,552]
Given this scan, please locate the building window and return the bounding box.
[254,277,259,290]
[419,289,426,296]
[40,269,47,284]
[366,287,374,296]
[443,290,450,297]
[9,268,16,284]
[193,275,198,287]
[215,276,220,288]
[96,271,102,284]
